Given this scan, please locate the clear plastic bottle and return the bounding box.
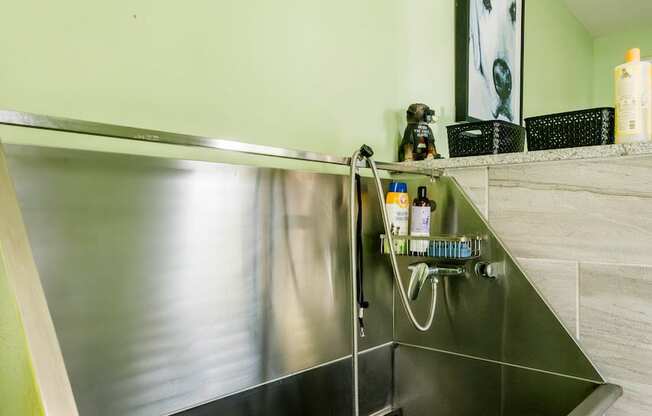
[615,48,652,143]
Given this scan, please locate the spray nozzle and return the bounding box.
[358,144,374,159]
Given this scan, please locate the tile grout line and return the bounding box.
[513,257,652,269]
[484,166,490,219]
[570,259,652,268]
[516,256,580,265]
[576,261,581,340]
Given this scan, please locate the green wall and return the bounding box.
[593,27,652,107]
[0,0,594,412]
[0,0,456,169]
[0,0,593,166]
[523,0,594,118]
[0,256,44,415]
[0,1,456,410]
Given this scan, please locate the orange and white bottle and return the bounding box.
[615,48,652,143]
[384,182,409,254]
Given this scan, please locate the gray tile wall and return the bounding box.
[488,158,652,265]
[445,167,488,217]
[580,263,652,416]
[517,258,579,338]
[446,157,652,415]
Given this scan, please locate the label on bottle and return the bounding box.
[410,206,430,253]
[386,203,409,235]
[616,66,641,136]
[385,192,409,254]
[410,206,430,234]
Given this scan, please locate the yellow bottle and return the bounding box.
[615,48,652,143]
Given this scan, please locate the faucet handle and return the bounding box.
[474,261,503,279]
[407,263,431,301]
[407,263,466,301]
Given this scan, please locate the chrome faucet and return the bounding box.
[407,263,465,301]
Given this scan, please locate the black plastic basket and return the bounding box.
[447,120,525,158]
[525,107,615,151]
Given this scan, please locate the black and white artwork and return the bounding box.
[456,0,524,124]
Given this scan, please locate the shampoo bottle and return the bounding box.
[615,48,652,143]
[410,186,432,255]
[385,182,409,254]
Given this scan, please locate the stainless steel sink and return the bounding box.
[0,112,621,416]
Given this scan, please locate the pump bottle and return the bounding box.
[615,48,652,143]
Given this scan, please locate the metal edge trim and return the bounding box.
[446,175,606,383]
[0,109,440,177]
[368,405,395,416]
[567,383,623,416]
[396,342,602,385]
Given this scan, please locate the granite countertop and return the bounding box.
[404,142,652,170]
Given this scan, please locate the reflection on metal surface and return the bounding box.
[394,177,604,382]
[5,145,393,416]
[394,344,599,416]
[177,344,393,416]
[396,342,599,384]
[0,109,438,176]
[4,143,620,416]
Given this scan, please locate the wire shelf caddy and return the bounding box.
[380,234,483,260]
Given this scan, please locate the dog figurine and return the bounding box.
[399,104,440,162]
[469,0,519,122]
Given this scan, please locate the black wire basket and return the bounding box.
[525,108,615,151]
[447,120,525,158]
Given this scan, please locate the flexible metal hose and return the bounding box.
[365,158,437,332]
[349,150,438,416]
[349,150,361,416]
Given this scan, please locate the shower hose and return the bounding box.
[349,145,438,416]
[349,145,437,335]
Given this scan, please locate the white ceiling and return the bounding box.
[563,0,652,37]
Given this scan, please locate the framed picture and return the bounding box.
[456,0,525,124]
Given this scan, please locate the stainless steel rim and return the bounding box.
[0,109,441,177]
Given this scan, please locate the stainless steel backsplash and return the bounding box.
[5,145,604,416]
[5,145,392,416]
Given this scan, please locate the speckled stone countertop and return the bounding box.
[403,142,652,170]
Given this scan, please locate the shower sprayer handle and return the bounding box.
[407,263,465,301]
[358,144,374,159]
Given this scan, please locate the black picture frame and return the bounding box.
[455,0,525,125]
